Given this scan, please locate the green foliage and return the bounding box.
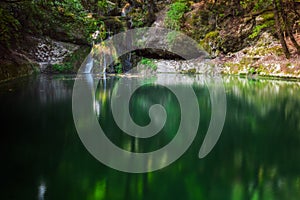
[0,0,107,47]
[52,62,73,72]
[49,0,84,13]
[129,8,147,28]
[240,0,253,9]
[49,0,106,43]
[199,31,220,55]
[219,13,225,18]
[249,20,274,39]
[204,31,219,39]
[98,0,109,13]
[239,0,272,11]
[140,58,157,70]
[115,63,123,74]
[165,0,189,30]
[253,0,272,11]
[248,67,255,74]
[248,12,274,39]
[187,68,196,74]
[0,7,20,46]
[261,12,274,21]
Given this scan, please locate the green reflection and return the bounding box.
[0,74,300,200]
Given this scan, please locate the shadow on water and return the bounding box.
[0,74,300,200]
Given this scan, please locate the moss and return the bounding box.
[249,45,283,57]
[64,46,91,72]
[52,63,72,72]
[223,59,300,79]
[205,31,219,39]
[48,46,90,73]
[249,20,274,39]
[187,68,196,74]
[166,31,178,46]
[180,68,197,74]
[248,67,256,74]
[240,57,254,65]
[261,12,274,21]
[165,1,189,30]
[140,58,157,71]
[128,8,147,28]
[184,9,215,41]
[0,62,37,83]
[199,31,220,56]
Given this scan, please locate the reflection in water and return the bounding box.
[38,181,46,200]
[224,76,300,118]
[0,74,300,199]
[27,75,74,104]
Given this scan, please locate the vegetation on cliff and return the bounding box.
[179,0,300,77]
[0,0,300,80]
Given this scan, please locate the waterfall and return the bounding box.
[102,51,107,88]
[82,49,108,74]
[102,51,107,73]
[83,37,118,74]
[83,54,94,73]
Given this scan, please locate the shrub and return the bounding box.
[165,0,189,30]
[52,63,73,72]
[140,58,157,70]
[249,20,274,39]
[0,7,21,47]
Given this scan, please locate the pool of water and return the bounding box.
[1,74,300,200]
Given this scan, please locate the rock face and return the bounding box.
[0,35,90,82]
[0,48,38,83]
[0,63,36,83]
[132,7,208,60]
[184,2,256,55]
[20,36,80,71]
[137,58,220,75]
[155,58,219,74]
[30,39,78,63]
[218,17,255,53]
[214,32,300,79]
[11,36,79,72]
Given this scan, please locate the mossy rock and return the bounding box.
[64,46,91,72]
[200,31,221,57]
[188,68,196,74]
[261,12,274,21]
[0,58,38,83]
[181,68,197,74]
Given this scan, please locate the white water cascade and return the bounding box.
[83,53,94,73]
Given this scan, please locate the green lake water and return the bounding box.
[1,74,300,200]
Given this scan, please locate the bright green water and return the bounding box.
[1,74,300,200]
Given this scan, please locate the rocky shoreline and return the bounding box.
[212,32,300,79]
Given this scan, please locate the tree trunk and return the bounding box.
[286,25,300,54]
[292,0,300,18]
[273,0,291,58]
[279,0,300,54]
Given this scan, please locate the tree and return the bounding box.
[273,0,291,58]
[279,0,300,54]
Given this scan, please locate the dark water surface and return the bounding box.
[1,74,300,200]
